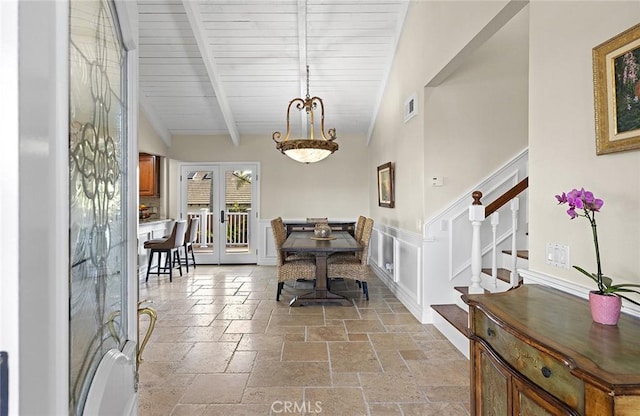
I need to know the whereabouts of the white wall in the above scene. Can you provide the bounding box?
[368,0,523,233]
[0,0,20,412]
[167,134,369,220]
[364,1,530,326]
[529,1,640,293]
[423,6,529,219]
[138,110,168,156]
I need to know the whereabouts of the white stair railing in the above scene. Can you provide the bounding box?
[469,178,528,292]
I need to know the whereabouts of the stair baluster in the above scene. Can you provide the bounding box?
[490,212,499,288]
[510,198,520,287]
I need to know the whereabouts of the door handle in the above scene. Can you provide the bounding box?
[220,210,225,223]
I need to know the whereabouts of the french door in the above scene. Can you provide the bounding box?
[180,163,258,264]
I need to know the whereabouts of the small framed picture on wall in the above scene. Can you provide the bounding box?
[377,162,394,208]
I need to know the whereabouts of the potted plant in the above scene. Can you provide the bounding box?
[556,188,640,325]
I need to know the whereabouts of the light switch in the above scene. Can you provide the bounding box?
[431,176,444,187]
[545,243,570,269]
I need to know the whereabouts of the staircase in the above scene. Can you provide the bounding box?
[419,150,529,356]
[432,249,529,357]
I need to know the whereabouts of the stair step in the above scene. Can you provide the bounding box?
[455,286,488,295]
[454,286,468,295]
[482,267,512,282]
[502,250,529,260]
[482,268,525,287]
[431,304,469,337]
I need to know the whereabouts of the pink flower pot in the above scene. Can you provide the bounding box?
[589,291,622,325]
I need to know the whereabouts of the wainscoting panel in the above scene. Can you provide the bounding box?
[370,224,424,321]
[258,219,277,266]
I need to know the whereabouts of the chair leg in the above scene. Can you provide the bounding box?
[175,249,183,277]
[276,282,284,301]
[145,250,154,282]
[182,244,189,273]
[362,282,369,301]
[189,244,196,269]
[165,250,172,282]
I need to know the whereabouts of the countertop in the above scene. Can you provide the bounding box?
[138,218,172,227]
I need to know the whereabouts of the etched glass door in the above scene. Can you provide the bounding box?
[69,0,129,413]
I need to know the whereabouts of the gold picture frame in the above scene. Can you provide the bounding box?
[377,162,394,208]
[593,22,640,154]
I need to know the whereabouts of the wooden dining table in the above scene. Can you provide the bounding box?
[281,231,362,306]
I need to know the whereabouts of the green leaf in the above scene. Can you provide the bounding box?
[617,294,640,307]
[572,265,600,285]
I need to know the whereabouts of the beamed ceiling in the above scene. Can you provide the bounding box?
[137,0,410,146]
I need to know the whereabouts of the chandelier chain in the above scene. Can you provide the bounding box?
[305,65,310,99]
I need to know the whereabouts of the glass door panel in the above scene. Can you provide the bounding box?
[220,166,256,264]
[69,0,129,412]
[181,166,220,264]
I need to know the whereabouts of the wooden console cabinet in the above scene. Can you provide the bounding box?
[463,285,640,416]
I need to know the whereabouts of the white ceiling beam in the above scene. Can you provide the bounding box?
[182,0,241,146]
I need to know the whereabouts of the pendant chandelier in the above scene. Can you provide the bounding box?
[272,65,338,164]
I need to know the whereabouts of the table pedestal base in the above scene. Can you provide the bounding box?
[289,289,353,307]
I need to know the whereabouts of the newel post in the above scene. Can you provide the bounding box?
[469,191,486,294]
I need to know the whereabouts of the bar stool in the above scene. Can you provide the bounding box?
[144,220,187,282]
[182,217,199,272]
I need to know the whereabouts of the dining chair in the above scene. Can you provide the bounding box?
[144,220,187,282]
[327,217,374,300]
[329,215,368,263]
[182,216,200,273]
[354,215,366,242]
[274,216,314,261]
[271,218,316,301]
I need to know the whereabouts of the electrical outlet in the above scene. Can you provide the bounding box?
[431,176,444,187]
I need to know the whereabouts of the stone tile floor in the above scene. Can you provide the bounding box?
[138,265,470,415]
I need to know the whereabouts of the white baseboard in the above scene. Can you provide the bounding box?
[370,262,423,323]
[520,269,640,318]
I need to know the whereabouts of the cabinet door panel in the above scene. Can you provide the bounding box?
[513,376,579,416]
[477,343,510,416]
[139,154,157,196]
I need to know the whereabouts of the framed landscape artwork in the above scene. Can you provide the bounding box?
[377,162,394,208]
[593,22,640,154]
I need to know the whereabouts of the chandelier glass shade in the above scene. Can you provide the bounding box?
[272,66,338,164]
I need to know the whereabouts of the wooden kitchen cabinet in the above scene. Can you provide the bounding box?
[139,153,159,196]
[463,285,640,416]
